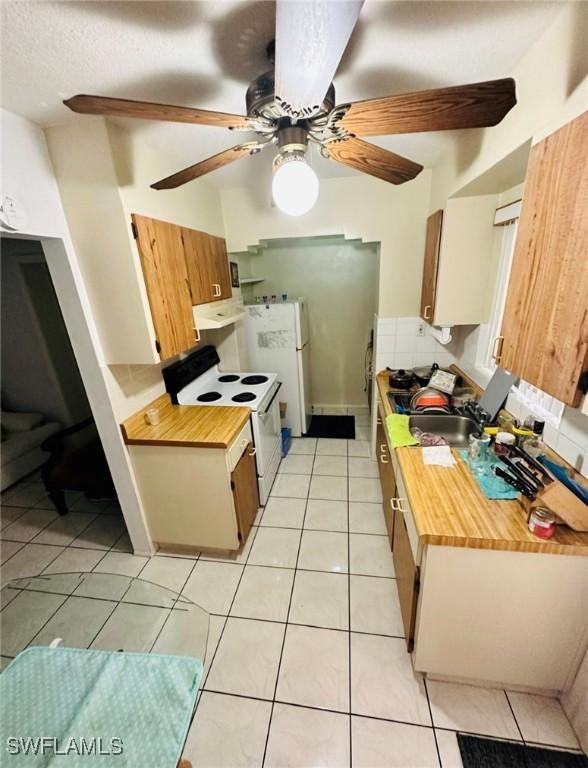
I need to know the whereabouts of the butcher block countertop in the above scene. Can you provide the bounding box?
[121,394,251,449]
[377,370,588,556]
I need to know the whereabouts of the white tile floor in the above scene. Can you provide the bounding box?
[1,443,583,767]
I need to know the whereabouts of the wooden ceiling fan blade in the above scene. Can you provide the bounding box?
[64,94,256,131]
[275,0,363,118]
[338,78,516,137]
[151,143,266,190]
[325,137,423,185]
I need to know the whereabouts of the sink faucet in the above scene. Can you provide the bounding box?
[461,400,492,428]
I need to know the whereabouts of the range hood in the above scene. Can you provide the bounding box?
[193,298,246,330]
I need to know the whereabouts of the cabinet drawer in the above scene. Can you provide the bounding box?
[227,421,253,472]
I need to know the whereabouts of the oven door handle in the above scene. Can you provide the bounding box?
[260,382,282,415]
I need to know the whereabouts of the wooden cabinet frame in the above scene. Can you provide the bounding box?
[183,228,232,306]
[420,210,443,323]
[496,111,588,406]
[131,214,197,361]
[232,443,259,544]
[376,413,396,546]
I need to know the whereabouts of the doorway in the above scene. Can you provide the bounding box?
[1,237,133,552]
[239,235,379,418]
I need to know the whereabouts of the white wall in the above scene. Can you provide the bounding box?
[1,238,90,425]
[46,118,227,421]
[1,107,152,554]
[241,236,378,407]
[429,2,588,210]
[222,171,432,320]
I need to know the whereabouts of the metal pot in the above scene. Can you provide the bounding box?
[410,386,451,411]
[388,369,414,390]
[413,362,440,387]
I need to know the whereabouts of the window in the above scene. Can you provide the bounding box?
[475,203,564,428]
[477,218,519,373]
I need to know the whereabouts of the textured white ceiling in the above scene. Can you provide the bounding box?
[1,1,562,189]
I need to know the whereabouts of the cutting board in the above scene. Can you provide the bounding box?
[522,478,588,531]
[479,367,518,421]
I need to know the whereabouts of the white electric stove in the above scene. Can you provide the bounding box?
[163,346,281,505]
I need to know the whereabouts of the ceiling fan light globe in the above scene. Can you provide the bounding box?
[272,155,319,216]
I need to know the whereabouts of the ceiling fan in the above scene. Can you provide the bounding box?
[64,0,516,216]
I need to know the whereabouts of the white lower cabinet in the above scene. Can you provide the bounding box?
[129,422,259,553]
[414,545,588,692]
[379,439,588,693]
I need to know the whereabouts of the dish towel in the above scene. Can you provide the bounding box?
[386,414,419,448]
[458,449,518,500]
[0,645,203,767]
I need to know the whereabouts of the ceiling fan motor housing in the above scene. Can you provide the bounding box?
[246,70,336,123]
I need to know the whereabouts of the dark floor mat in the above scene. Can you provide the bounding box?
[458,733,588,768]
[304,415,355,439]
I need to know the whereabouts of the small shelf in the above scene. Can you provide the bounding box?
[239,277,266,285]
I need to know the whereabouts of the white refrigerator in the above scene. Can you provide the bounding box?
[245,300,312,436]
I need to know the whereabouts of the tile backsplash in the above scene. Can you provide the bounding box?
[375,316,455,373]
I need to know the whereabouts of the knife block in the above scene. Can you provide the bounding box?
[519,478,588,532]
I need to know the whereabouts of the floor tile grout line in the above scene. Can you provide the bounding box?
[347,448,353,767]
[198,512,265,696]
[2,504,82,546]
[144,553,198,654]
[200,611,407,640]
[504,690,526,744]
[32,510,103,549]
[423,677,443,767]
[256,524,387,537]
[261,443,316,767]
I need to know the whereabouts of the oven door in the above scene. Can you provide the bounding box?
[253,384,281,478]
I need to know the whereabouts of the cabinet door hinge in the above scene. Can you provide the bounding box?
[231,480,235,491]
[155,339,161,355]
[131,221,138,239]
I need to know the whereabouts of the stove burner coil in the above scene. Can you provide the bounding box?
[218,374,240,383]
[197,392,222,402]
[241,375,269,385]
[232,392,256,403]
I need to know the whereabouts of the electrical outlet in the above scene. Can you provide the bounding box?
[417,323,426,337]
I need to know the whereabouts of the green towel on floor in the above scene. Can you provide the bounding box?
[386,414,419,448]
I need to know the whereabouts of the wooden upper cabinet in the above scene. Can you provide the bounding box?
[183,228,232,305]
[214,236,232,300]
[420,210,443,323]
[182,227,216,305]
[131,214,197,361]
[497,111,588,407]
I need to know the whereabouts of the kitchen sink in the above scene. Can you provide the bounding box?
[409,414,481,448]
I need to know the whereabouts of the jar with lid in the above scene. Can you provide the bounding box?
[494,431,516,456]
[528,507,556,539]
[497,413,516,432]
[524,419,546,458]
